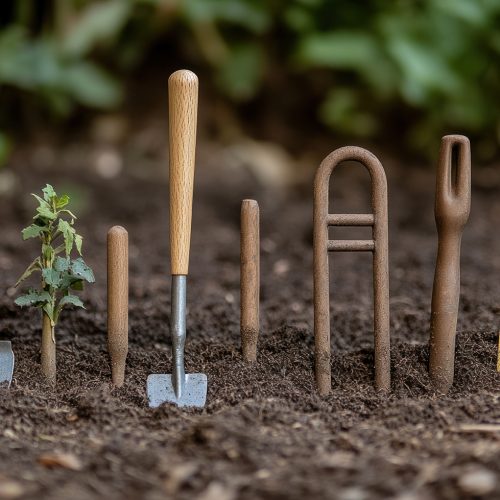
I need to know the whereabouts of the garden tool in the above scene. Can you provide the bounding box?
[429,135,471,393]
[107,226,128,388]
[313,146,390,395]
[0,341,14,388]
[147,70,207,408]
[240,199,260,362]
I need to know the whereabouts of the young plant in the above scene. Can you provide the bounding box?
[15,184,95,383]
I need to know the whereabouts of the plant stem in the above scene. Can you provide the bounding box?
[41,312,56,384]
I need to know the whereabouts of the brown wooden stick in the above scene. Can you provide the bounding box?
[240,200,260,362]
[41,312,56,384]
[107,226,129,387]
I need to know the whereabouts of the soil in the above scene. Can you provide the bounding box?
[0,145,499,500]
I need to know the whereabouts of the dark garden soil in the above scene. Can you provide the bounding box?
[0,145,499,500]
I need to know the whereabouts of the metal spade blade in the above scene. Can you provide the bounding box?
[0,341,14,388]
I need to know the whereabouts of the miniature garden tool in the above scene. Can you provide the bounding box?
[107,226,129,388]
[314,146,390,395]
[429,135,471,394]
[240,199,260,362]
[0,341,14,388]
[147,70,207,408]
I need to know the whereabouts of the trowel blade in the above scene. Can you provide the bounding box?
[0,341,14,388]
[147,373,207,408]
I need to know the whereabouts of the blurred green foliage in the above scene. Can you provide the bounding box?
[0,0,499,158]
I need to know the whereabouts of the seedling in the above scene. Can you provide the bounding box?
[14,184,95,383]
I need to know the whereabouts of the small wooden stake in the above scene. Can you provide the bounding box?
[41,313,56,384]
[107,226,129,387]
[240,200,260,362]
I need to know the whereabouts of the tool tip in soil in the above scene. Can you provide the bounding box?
[147,373,207,408]
[0,341,14,388]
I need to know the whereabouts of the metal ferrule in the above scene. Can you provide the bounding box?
[171,275,186,398]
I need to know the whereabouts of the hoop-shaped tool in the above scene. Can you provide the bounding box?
[313,146,390,395]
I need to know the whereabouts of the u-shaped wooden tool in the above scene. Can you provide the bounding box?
[313,146,390,395]
[429,135,471,393]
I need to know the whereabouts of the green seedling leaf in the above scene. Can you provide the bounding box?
[31,194,50,209]
[22,224,46,240]
[74,234,83,255]
[42,268,62,287]
[36,204,57,220]
[42,184,56,202]
[71,257,95,283]
[59,294,84,308]
[58,219,75,255]
[43,303,55,323]
[15,257,42,287]
[54,256,70,272]
[56,195,70,209]
[15,290,51,307]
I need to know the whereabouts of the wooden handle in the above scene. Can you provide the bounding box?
[169,70,198,275]
[107,225,128,388]
[240,200,260,362]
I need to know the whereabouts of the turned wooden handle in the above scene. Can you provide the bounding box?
[107,225,128,388]
[169,70,198,275]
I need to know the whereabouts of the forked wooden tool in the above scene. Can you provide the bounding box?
[429,135,471,393]
[107,226,128,387]
[147,70,207,408]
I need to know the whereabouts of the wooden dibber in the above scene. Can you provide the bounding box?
[240,200,260,362]
[429,135,471,393]
[107,226,129,387]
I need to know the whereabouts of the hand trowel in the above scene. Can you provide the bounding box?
[147,70,207,408]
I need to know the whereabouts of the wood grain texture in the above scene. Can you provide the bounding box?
[169,70,198,275]
[240,200,260,362]
[107,226,129,387]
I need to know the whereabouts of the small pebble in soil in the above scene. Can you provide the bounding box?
[94,148,123,178]
[458,467,497,496]
[38,452,83,471]
[261,238,277,253]
[196,482,235,500]
[273,259,290,276]
[338,487,369,500]
[255,469,271,479]
[0,478,24,499]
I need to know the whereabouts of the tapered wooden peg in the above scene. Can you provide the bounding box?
[107,226,129,387]
[240,200,260,362]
